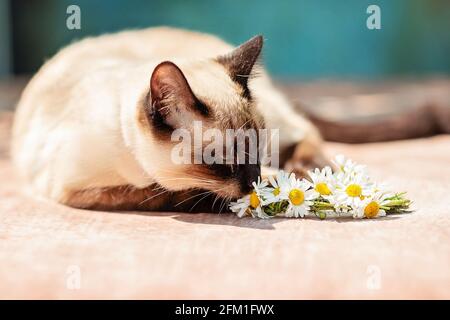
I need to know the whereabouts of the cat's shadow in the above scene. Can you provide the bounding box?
[115,211,404,230]
[117,211,282,230]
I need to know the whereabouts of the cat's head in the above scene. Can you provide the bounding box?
[137,35,266,199]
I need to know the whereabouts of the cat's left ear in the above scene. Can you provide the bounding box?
[217,35,263,96]
[149,61,208,130]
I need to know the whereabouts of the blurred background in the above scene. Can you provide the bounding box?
[1,0,449,78]
[0,0,449,141]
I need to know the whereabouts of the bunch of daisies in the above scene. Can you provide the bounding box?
[229,155,411,219]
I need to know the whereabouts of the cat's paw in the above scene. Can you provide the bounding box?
[283,140,331,179]
[261,166,280,180]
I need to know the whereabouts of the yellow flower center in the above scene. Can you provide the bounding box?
[273,187,280,196]
[315,182,331,196]
[249,191,260,209]
[345,184,362,197]
[289,189,304,206]
[364,201,380,218]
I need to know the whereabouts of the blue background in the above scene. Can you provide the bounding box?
[2,0,450,79]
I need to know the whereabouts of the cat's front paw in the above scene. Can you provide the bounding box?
[283,142,331,179]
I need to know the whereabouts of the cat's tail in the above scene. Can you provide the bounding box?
[307,103,448,143]
[291,81,450,143]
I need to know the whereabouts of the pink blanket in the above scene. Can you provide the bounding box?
[0,113,448,299]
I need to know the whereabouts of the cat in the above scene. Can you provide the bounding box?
[11,27,326,212]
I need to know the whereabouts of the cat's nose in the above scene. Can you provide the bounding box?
[239,164,261,194]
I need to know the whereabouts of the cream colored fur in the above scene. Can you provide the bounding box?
[12,27,320,206]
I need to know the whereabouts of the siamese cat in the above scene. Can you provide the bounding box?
[12,27,325,212]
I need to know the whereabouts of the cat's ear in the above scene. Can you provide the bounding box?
[217,35,263,96]
[149,61,208,129]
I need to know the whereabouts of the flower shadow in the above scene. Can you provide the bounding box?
[326,214,406,223]
[172,212,285,230]
[111,209,408,229]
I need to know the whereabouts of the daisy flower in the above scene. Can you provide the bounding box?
[229,177,270,219]
[260,170,291,204]
[251,177,270,199]
[325,193,352,214]
[354,192,390,219]
[229,195,253,218]
[332,154,367,180]
[230,155,411,220]
[333,171,373,208]
[369,182,393,197]
[279,174,315,218]
[307,166,335,198]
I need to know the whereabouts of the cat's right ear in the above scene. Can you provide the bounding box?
[217,35,263,98]
[149,61,205,130]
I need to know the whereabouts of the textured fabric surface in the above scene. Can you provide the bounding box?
[0,112,449,299]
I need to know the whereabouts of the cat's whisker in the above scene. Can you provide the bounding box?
[212,193,221,211]
[220,195,232,214]
[219,196,228,214]
[237,119,251,131]
[155,174,217,186]
[218,197,227,214]
[189,191,216,212]
[157,177,212,183]
[139,189,169,205]
[181,185,229,211]
[174,189,213,207]
[156,169,216,181]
